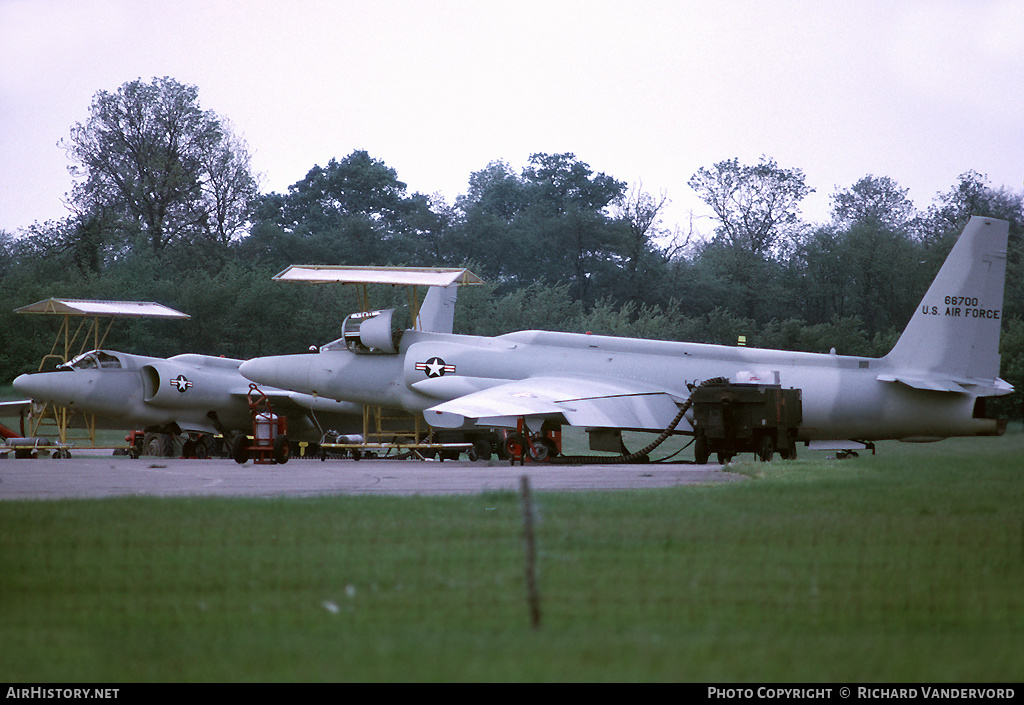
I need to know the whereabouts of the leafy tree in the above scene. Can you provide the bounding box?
[608,184,677,304]
[453,153,627,301]
[816,175,924,336]
[688,156,813,259]
[62,77,257,253]
[577,299,675,340]
[688,156,812,320]
[691,237,796,321]
[456,282,583,336]
[831,175,916,231]
[448,160,529,280]
[790,225,850,324]
[758,315,873,356]
[0,230,14,279]
[922,171,1023,239]
[521,152,624,215]
[251,150,439,266]
[268,151,408,231]
[457,160,530,221]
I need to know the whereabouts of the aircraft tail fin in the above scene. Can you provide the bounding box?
[416,284,458,334]
[884,216,1009,383]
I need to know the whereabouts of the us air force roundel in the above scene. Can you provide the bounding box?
[170,375,194,393]
[415,357,456,378]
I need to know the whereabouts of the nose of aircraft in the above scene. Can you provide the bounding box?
[239,356,301,392]
[12,371,62,403]
[12,373,28,395]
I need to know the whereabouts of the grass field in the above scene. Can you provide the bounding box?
[1,425,1023,682]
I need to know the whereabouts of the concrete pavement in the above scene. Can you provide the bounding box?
[0,454,743,500]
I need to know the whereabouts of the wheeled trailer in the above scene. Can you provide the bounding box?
[691,382,802,463]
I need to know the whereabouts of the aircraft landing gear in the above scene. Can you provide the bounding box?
[505,422,561,465]
[142,431,176,458]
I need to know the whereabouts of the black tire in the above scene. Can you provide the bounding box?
[193,434,213,459]
[470,439,491,461]
[230,433,249,464]
[143,432,174,458]
[757,434,774,462]
[272,434,290,464]
[694,434,709,464]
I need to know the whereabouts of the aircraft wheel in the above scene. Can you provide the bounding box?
[717,452,733,464]
[757,435,774,462]
[193,434,213,459]
[526,439,550,462]
[143,432,174,458]
[540,437,559,458]
[230,433,249,464]
[504,433,526,460]
[468,439,492,462]
[474,439,493,461]
[272,434,290,464]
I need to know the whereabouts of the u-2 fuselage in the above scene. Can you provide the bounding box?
[241,327,1002,443]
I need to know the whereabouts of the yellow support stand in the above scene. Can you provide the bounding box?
[272,267,483,459]
[14,298,190,447]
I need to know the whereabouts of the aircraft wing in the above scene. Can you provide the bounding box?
[424,376,685,431]
[876,373,1013,396]
[876,374,968,393]
[0,399,33,414]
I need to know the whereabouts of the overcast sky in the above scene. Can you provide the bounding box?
[1,0,1022,239]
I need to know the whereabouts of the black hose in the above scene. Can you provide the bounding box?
[549,377,729,465]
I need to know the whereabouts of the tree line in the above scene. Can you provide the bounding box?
[2,77,1022,419]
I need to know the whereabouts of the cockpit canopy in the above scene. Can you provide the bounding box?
[60,350,124,371]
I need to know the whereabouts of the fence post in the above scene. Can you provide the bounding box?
[520,475,541,629]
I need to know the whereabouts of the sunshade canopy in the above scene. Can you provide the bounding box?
[272,265,484,287]
[15,298,190,319]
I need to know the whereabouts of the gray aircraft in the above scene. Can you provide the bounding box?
[10,283,470,461]
[12,348,367,460]
[239,216,1013,462]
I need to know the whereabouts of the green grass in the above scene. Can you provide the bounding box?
[2,428,1023,682]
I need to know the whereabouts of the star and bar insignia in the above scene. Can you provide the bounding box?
[170,375,194,393]
[415,357,456,378]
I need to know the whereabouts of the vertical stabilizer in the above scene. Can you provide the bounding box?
[416,285,458,334]
[885,216,1008,382]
